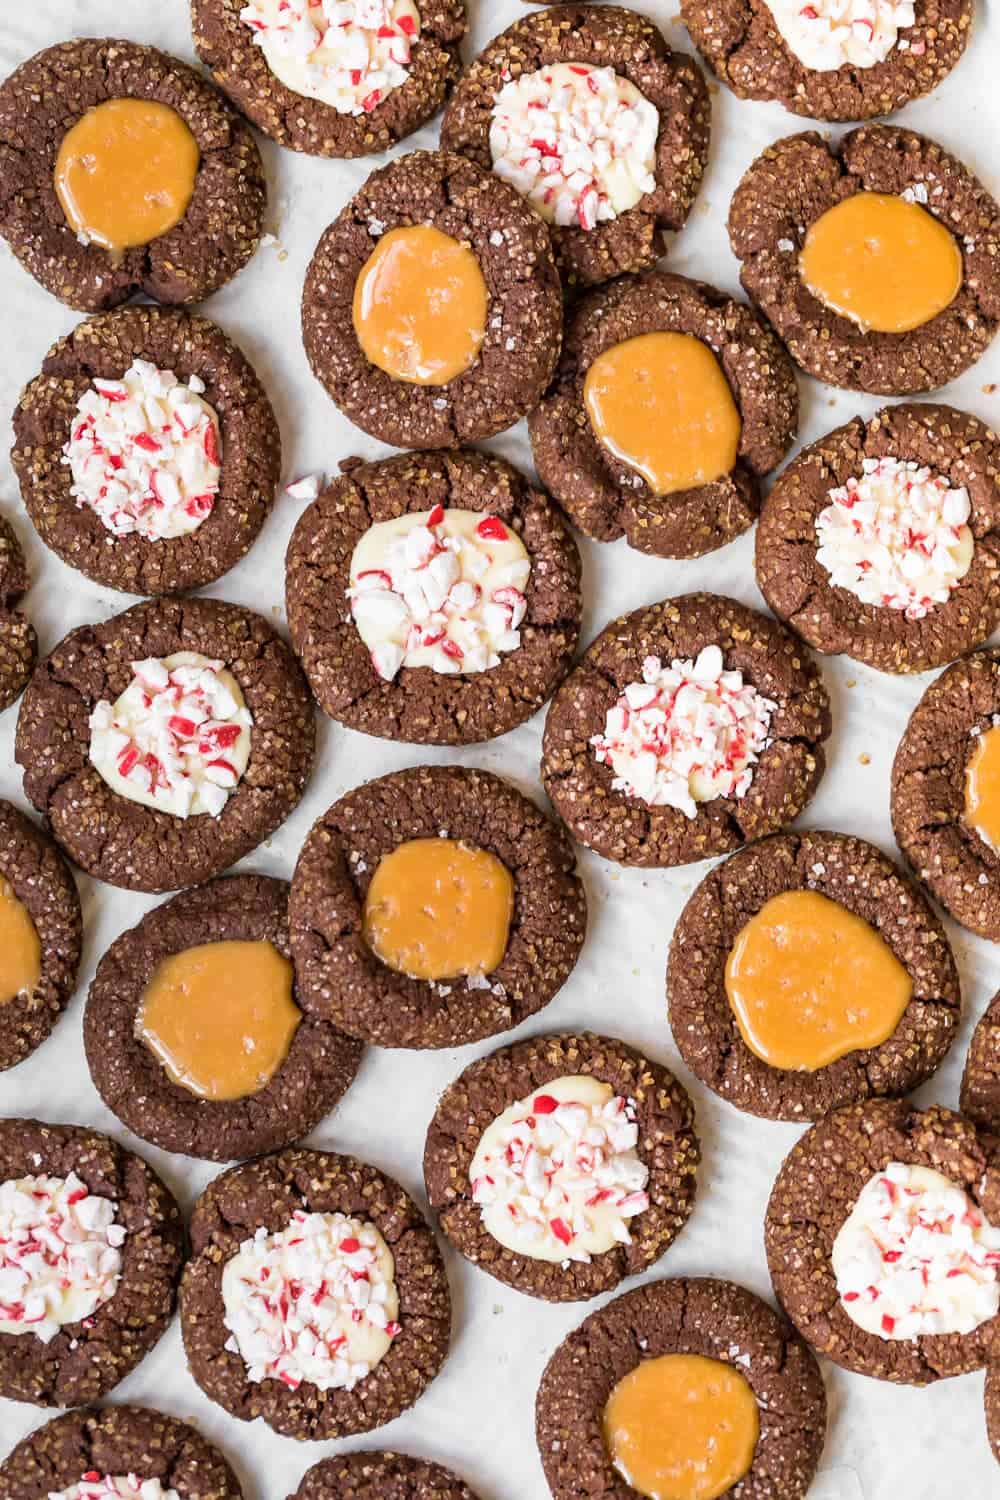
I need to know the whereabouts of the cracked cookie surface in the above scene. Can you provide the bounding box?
[289,765,586,1049]
[289,1451,480,1500]
[285,449,581,744]
[729,126,1000,394]
[766,1100,1000,1381]
[0,516,37,713]
[668,830,960,1119]
[536,1276,826,1500]
[15,597,314,893]
[0,37,265,312]
[301,150,562,450]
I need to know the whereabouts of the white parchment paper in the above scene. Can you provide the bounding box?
[2,4,1000,1497]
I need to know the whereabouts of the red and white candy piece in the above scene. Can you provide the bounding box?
[762,0,915,70]
[49,1478,180,1500]
[88,652,253,820]
[469,1074,649,1265]
[490,62,659,231]
[239,0,420,116]
[832,1161,1000,1340]
[591,645,776,818]
[285,472,324,502]
[62,359,221,542]
[348,506,531,683]
[221,1210,400,1393]
[815,456,973,621]
[0,1172,125,1345]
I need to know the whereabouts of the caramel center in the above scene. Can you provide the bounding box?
[137,940,300,1101]
[583,332,741,497]
[800,191,963,334]
[966,725,1000,855]
[352,225,488,386]
[604,1353,760,1500]
[55,98,200,257]
[363,837,514,982]
[725,889,913,1072]
[0,876,41,1007]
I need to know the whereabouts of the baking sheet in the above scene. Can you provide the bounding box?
[2,3,1000,1496]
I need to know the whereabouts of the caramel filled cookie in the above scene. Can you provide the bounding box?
[181,1148,451,1440]
[13,307,281,596]
[757,403,1000,673]
[424,1032,698,1301]
[0,800,81,1073]
[0,1119,183,1408]
[683,0,971,121]
[302,150,562,449]
[289,765,586,1048]
[766,1100,1000,1382]
[285,449,580,743]
[85,875,362,1161]
[542,593,829,867]
[0,38,265,311]
[442,4,709,286]
[528,271,798,557]
[193,0,467,158]
[729,125,1000,394]
[668,830,960,1120]
[16,597,314,893]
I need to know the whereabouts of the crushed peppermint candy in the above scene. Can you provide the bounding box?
[62,360,221,542]
[815,456,973,621]
[591,645,776,818]
[348,507,531,683]
[221,1210,400,1392]
[763,0,915,71]
[49,1480,180,1500]
[286,472,324,502]
[490,62,659,231]
[0,1172,125,1344]
[239,0,420,114]
[469,1075,649,1264]
[88,652,253,819]
[832,1162,1000,1340]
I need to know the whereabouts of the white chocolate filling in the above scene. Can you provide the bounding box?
[239,0,420,114]
[49,1481,180,1500]
[763,0,916,71]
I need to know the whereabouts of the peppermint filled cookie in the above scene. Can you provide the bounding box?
[0,38,265,312]
[193,0,467,158]
[729,125,1000,395]
[536,1277,827,1500]
[301,150,562,450]
[441,5,710,287]
[542,593,830,867]
[285,450,581,743]
[12,308,281,596]
[892,650,1000,940]
[424,1032,698,1301]
[528,270,798,557]
[0,516,37,713]
[180,1148,451,1440]
[757,403,1000,674]
[0,1405,243,1500]
[668,830,960,1120]
[289,765,586,1048]
[0,801,82,1073]
[766,1100,1000,1382]
[289,1452,481,1500]
[961,992,1000,1132]
[16,597,314,893]
[682,0,971,121]
[85,875,362,1162]
[0,1119,183,1408]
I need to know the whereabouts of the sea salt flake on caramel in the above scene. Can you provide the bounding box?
[725,889,912,1072]
[0,875,40,1007]
[583,332,741,496]
[54,98,199,258]
[603,1353,760,1500]
[353,225,488,386]
[363,837,514,981]
[137,939,300,1101]
[800,191,963,335]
